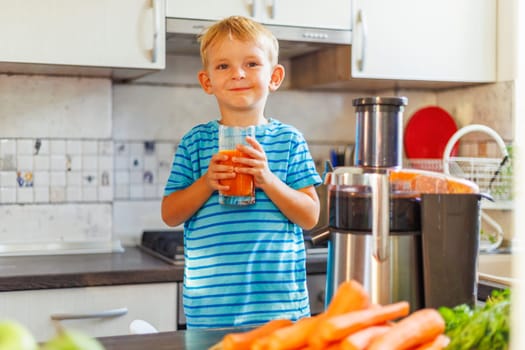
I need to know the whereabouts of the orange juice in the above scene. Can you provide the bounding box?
[219,149,254,196]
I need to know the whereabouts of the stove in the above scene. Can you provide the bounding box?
[138,229,328,321]
[139,229,328,266]
[138,230,185,265]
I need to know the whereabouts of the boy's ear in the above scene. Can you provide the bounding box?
[269,64,285,92]
[198,70,214,94]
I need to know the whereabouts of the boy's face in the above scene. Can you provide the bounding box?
[198,37,284,117]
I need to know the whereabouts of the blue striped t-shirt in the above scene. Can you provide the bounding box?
[164,119,322,328]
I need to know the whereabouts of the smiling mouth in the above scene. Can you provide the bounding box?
[230,87,251,91]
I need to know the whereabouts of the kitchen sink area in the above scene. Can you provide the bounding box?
[478,250,514,286]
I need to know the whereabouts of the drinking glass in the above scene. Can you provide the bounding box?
[218,125,256,206]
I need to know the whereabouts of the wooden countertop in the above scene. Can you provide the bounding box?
[99,329,229,350]
[0,247,327,292]
[0,247,184,292]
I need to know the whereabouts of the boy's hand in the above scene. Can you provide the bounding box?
[206,152,236,192]
[234,136,276,188]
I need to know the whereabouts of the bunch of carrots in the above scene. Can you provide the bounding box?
[209,280,450,350]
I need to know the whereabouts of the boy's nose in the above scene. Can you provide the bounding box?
[231,67,246,79]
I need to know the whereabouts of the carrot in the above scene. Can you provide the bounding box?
[367,308,445,350]
[265,316,323,350]
[325,280,370,317]
[412,334,450,350]
[220,319,293,350]
[316,301,410,345]
[339,325,391,350]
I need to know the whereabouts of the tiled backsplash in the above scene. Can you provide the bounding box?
[0,137,345,205]
[113,140,177,200]
[0,138,178,204]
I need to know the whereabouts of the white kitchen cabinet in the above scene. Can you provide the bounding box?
[167,0,351,30]
[0,283,177,342]
[0,0,165,80]
[351,0,496,82]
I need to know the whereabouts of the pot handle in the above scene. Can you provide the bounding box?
[308,226,331,245]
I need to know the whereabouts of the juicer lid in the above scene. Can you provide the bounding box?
[352,96,408,107]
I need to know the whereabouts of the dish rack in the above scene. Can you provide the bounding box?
[406,125,513,201]
[406,124,513,252]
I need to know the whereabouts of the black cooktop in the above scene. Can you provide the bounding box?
[139,230,184,265]
[139,229,327,265]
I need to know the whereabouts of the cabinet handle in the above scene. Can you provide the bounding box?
[248,0,256,18]
[151,0,160,63]
[356,9,368,72]
[269,0,277,19]
[50,308,128,321]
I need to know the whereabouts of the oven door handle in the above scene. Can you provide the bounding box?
[50,307,128,321]
[308,226,331,245]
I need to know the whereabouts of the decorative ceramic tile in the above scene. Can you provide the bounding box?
[82,172,98,186]
[35,139,49,155]
[17,140,34,155]
[114,185,130,199]
[82,187,98,202]
[33,171,50,187]
[50,171,66,187]
[82,156,98,170]
[115,142,129,156]
[82,140,98,155]
[0,171,17,187]
[99,140,113,155]
[49,186,66,202]
[67,171,82,186]
[34,156,50,171]
[17,187,34,203]
[17,170,34,187]
[0,139,16,155]
[99,187,113,202]
[17,155,33,170]
[0,154,16,171]
[50,140,66,154]
[51,155,67,171]
[66,140,82,154]
[66,187,82,202]
[0,187,16,203]
[114,170,130,185]
[34,187,49,203]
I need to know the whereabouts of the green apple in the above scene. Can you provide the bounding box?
[0,319,38,350]
[41,329,105,350]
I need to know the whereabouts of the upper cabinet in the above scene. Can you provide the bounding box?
[0,0,165,81]
[167,0,351,30]
[292,0,497,90]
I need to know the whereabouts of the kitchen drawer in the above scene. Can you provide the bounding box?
[0,283,177,342]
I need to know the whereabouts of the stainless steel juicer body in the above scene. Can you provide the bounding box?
[316,96,426,308]
[324,167,423,310]
[316,96,481,311]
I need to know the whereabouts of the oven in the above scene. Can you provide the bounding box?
[139,230,327,325]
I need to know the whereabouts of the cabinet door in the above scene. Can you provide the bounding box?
[167,0,351,30]
[167,0,252,21]
[262,0,351,30]
[351,0,496,82]
[0,283,177,342]
[0,0,165,70]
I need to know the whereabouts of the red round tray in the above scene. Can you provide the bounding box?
[404,106,459,159]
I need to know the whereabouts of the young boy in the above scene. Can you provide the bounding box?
[161,16,322,328]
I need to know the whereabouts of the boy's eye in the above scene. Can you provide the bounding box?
[247,62,259,68]
[216,64,228,70]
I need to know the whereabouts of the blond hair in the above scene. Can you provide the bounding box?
[198,16,279,68]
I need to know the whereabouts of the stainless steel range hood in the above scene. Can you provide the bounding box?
[166,18,352,59]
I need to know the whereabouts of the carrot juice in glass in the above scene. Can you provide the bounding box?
[218,125,256,206]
